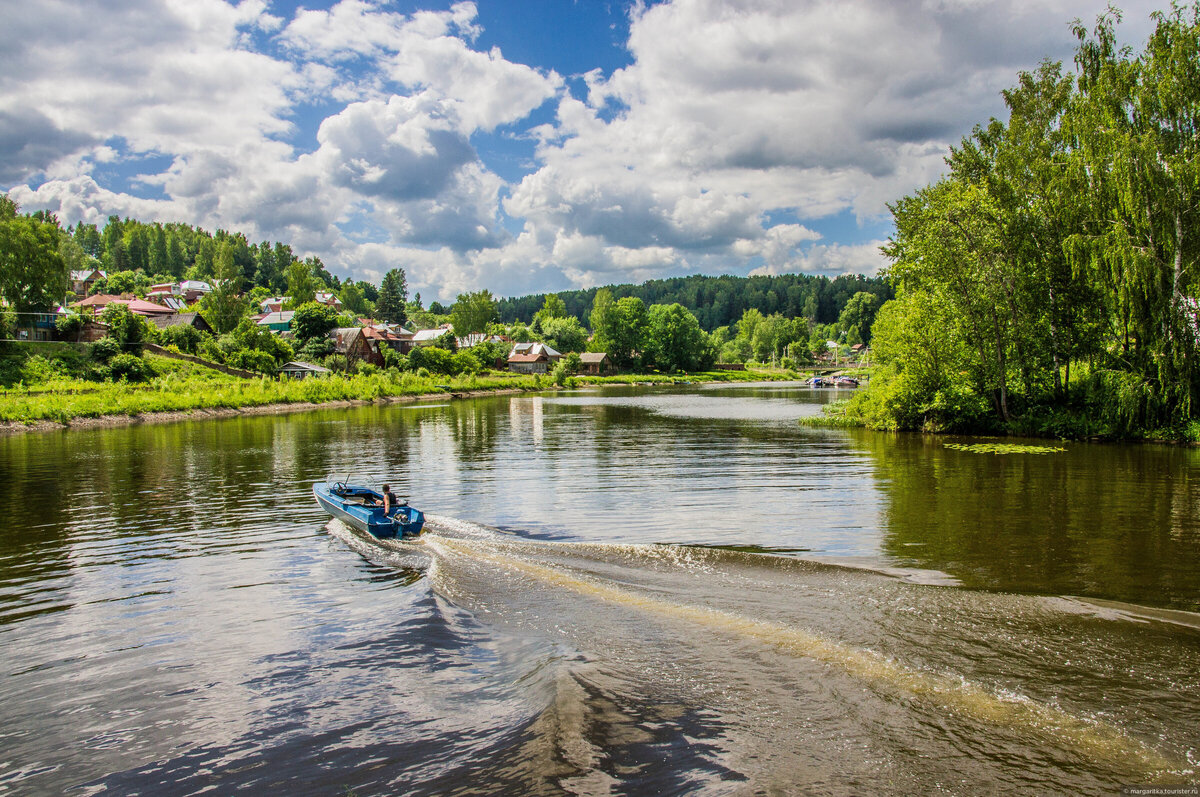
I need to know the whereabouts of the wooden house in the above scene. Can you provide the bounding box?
[579,352,611,375]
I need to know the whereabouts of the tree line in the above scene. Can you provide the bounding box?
[850,3,1200,436]
[496,272,892,331]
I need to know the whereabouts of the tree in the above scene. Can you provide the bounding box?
[540,316,587,353]
[644,303,712,371]
[201,241,248,334]
[291,301,339,343]
[100,303,148,353]
[285,259,317,308]
[450,289,497,335]
[589,288,616,351]
[599,296,648,369]
[0,203,68,314]
[340,282,368,316]
[838,292,880,345]
[377,268,409,325]
[533,294,567,329]
[1067,4,1200,421]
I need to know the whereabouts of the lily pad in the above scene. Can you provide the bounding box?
[944,442,1065,455]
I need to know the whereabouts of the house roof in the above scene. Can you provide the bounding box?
[149,312,209,330]
[579,352,608,363]
[73,293,121,308]
[124,299,177,316]
[412,328,451,342]
[512,341,562,358]
[508,352,550,363]
[257,311,295,325]
[280,361,331,373]
[70,269,106,281]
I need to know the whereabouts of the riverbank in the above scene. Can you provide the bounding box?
[0,355,799,435]
[798,395,1200,444]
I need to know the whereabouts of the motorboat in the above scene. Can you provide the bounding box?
[312,481,425,539]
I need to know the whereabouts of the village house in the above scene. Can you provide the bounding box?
[259,292,343,314]
[410,324,455,348]
[146,280,211,309]
[71,295,176,318]
[256,311,295,333]
[150,312,214,336]
[69,269,106,297]
[578,352,611,375]
[330,327,382,367]
[360,325,413,355]
[279,361,331,379]
[507,342,562,374]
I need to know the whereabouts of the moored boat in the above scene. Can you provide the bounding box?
[313,481,425,539]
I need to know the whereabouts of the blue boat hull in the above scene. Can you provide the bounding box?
[313,482,425,539]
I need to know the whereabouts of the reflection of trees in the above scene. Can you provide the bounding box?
[853,430,1200,610]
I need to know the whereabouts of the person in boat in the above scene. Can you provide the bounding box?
[376,484,398,515]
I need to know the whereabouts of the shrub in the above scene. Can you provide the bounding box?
[108,353,153,382]
[158,323,203,354]
[227,348,279,375]
[90,337,121,363]
[383,348,409,370]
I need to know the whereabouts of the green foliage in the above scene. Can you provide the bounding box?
[90,337,121,363]
[0,305,16,342]
[643,303,713,372]
[539,315,587,353]
[467,339,510,370]
[100,303,149,353]
[55,311,86,342]
[377,268,408,325]
[943,442,1065,454]
[156,323,203,354]
[108,352,153,382]
[500,273,893,332]
[450,289,497,335]
[596,295,647,369]
[0,204,68,313]
[226,348,279,375]
[292,301,339,343]
[284,258,317,308]
[201,241,249,334]
[837,292,879,345]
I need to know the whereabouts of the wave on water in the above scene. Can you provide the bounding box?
[321,515,1198,791]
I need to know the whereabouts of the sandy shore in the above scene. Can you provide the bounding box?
[0,388,532,436]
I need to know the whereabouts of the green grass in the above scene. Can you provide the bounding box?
[0,352,797,425]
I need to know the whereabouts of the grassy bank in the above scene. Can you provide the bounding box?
[0,347,796,427]
[798,392,1200,443]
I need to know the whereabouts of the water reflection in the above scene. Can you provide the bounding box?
[854,430,1200,610]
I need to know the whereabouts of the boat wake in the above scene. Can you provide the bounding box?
[324,515,1199,792]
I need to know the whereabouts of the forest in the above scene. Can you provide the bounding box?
[496,273,892,332]
[839,3,1200,438]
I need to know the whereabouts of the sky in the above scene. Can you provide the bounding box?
[0,0,1163,303]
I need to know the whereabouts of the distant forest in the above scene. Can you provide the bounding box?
[14,206,890,333]
[497,273,893,331]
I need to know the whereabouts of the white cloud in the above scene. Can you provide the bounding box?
[0,0,1166,304]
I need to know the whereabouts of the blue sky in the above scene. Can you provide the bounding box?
[1,0,1161,302]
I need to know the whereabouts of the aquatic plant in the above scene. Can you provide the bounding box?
[943,442,1065,454]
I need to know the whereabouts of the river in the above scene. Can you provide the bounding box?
[1,383,1197,794]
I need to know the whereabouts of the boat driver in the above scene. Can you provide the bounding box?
[380,484,398,515]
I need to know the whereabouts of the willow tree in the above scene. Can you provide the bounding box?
[1067,3,1200,421]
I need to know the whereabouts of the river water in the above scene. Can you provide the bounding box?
[1,383,1198,794]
